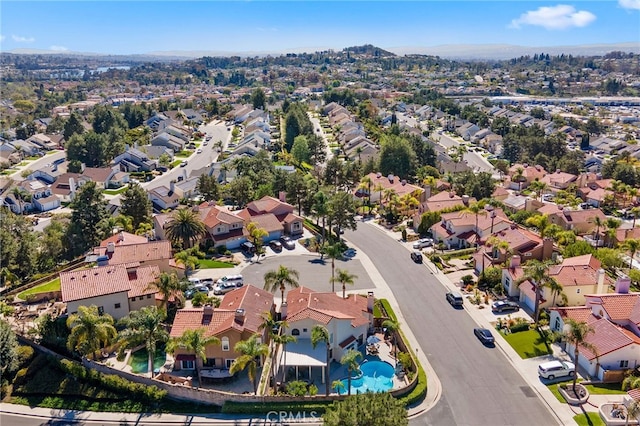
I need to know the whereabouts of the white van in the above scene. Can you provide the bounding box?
[213,275,244,295]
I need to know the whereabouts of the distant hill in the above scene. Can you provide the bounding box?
[343,44,395,57]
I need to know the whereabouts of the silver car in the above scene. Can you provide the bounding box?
[412,238,433,249]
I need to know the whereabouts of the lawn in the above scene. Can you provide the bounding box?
[103,187,127,195]
[17,277,60,299]
[502,329,553,359]
[197,258,235,269]
[547,380,625,403]
[170,159,182,168]
[573,412,605,426]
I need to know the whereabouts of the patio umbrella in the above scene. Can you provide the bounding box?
[367,335,381,345]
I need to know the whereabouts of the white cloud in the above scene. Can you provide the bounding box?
[509,5,596,30]
[619,0,640,9]
[11,34,35,43]
[50,45,68,51]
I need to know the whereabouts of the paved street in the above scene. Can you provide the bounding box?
[434,132,497,176]
[343,224,559,426]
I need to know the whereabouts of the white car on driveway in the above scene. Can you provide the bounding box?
[538,360,575,380]
[412,238,433,249]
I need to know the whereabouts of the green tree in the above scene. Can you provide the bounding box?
[63,112,85,140]
[148,272,184,309]
[332,268,358,299]
[174,250,199,278]
[311,325,331,396]
[321,243,343,291]
[328,191,357,236]
[340,349,363,396]
[518,260,555,324]
[166,328,219,388]
[68,181,109,255]
[382,319,401,365]
[117,306,169,377]
[378,134,417,179]
[251,88,266,110]
[247,222,268,261]
[323,392,408,426]
[561,319,596,393]
[291,135,310,164]
[594,248,624,270]
[66,305,117,359]
[263,265,300,303]
[622,239,640,271]
[120,182,152,230]
[0,319,18,376]
[196,174,220,202]
[165,208,206,250]
[229,334,269,394]
[92,105,127,134]
[312,190,329,242]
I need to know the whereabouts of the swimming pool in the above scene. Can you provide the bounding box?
[338,360,395,394]
[129,349,166,374]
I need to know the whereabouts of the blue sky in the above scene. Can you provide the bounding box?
[0,1,638,55]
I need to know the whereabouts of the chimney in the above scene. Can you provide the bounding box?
[118,231,125,242]
[106,242,115,253]
[170,180,175,193]
[280,301,288,319]
[510,255,521,269]
[542,238,554,260]
[615,274,631,294]
[279,191,286,202]
[376,172,382,178]
[401,179,407,186]
[235,308,245,323]
[596,268,606,294]
[69,177,76,196]
[462,195,470,205]
[388,174,394,183]
[203,304,214,316]
[367,291,374,313]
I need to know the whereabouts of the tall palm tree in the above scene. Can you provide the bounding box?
[632,207,640,229]
[273,332,297,384]
[332,268,358,299]
[166,328,220,388]
[165,208,206,250]
[590,216,604,244]
[373,182,385,210]
[562,319,596,393]
[230,334,269,394]
[525,214,552,239]
[548,278,566,307]
[66,305,117,360]
[148,272,184,308]
[117,306,168,377]
[622,239,640,271]
[312,191,329,242]
[174,250,199,278]
[465,203,487,250]
[258,311,282,385]
[382,319,401,365]
[512,167,525,192]
[263,265,300,303]
[322,243,343,291]
[311,325,331,396]
[625,400,640,426]
[340,349,362,396]
[605,218,622,248]
[246,222,268,261]
[518,260,555,325]
[359,175,373,209]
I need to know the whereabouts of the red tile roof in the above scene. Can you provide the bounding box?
[61,264,159,302]
[100,231,148,247]
[551,306,597,324]
[580,318,640,360]
[93,240,172,265]
[548,254,611,288]
[285,286,371,328]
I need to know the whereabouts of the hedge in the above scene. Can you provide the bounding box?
[379,299,397,321]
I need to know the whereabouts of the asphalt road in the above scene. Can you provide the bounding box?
[343,225,559,426]
[242,253,374,296]
[435,132,497,176]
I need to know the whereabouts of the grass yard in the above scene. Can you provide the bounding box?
[17,277,61,299]
[502,329,553,359]
[197,258,235,269]
[103,187,127,195]
[546,380,624,404]
[573,412,606,426]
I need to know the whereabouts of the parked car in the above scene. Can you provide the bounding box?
[538,360,575,380]
[212,281,244,295]
[241,241,256,254]
[269,240,283,252]
[474,328,495,345]
[180,160,188,167]
[412,238,433,249]
[446,291,464,307]
[185,285,209,299]
[410,251,423,263]
[280,236,295,250]
[196,148,203,154]
[491,300,520,313]
[343,248,357,258]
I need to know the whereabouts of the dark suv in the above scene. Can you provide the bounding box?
[491,300,520,313]
[410,251,423,263]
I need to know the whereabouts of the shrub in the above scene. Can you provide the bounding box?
[286,380,309,396]
[461,275,474,286]
[308,384,318,396]
[509,318,531,333]
[15,345,35,368]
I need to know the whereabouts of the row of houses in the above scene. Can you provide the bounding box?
[323,102,379,163]
[0,133,64,166]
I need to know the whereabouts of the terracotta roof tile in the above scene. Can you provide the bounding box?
[580,318,640,360]
[100,231,148,247]
[93,241,172,265]
[61,264,159,302]
[285,286,370,328]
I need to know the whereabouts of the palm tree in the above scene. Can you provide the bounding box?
[359,175,373,209]
[332,268,358,299]
[230,334,269,394]
[166,328,219,388]
[512,167,525,192]
[66,305,117,360]
[322,243,343,291]
[632,207,640,229]
[622,239,640,271]
[340,349,362,396]
[258,311,281,385]
[165,208,206,250]
[273,332,297,384]
[606,218,622,248]
[263,265,300,303]
[529,180,548,201]
[465,203,486,250]
[311,325,331,396]
[117,306,168,377]
[590,216,604,244]
[562,319,596,393]
[382,319,401,365]
[625,400,640,426]
[331,380,345,395]
[174,250,199,278]
[0,267,20,288]
[548,278,566,307]
[148,272,184,308]
[518,260,555,325]
[246,222,268,261]
[525,214,552,239]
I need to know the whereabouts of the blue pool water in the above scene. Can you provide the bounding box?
[338,360,395,394]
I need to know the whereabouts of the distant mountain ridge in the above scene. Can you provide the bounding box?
[5,42,639,61]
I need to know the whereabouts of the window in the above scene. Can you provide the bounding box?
[330,333,333,344]
[226,359,235,369]
[576,289,581,294]
[147,294,152,299]
[114,303,121,309]
[130,297,135,302]
[204,358,216,367]
[97,306,104,315]
[221,337,230,351]
[138,296,144,301]
[554,318,561,331]
[505,277,511,287]
[620,360,629,368]
[181,360,195,370]
[302,328,307,333]
[291,328,300,336]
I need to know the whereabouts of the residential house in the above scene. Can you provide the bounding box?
[507,164,547,191]
[10,139,42,157]
[541,170,578,192]
[151,132,186,153]
[241,196,304,237]
[548,277,640,380]
[148,185,180,212]
[431,208,512,249]
[170,284,275,371]
[545,206,608,235]
[26,133,59,151]
[113,148,157,172]
[91,240,174,273]
[198,203,247,249]
[61,263,161,320]
[279,287,374,381]
[360,172,426,205]
[412,191,473,232]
